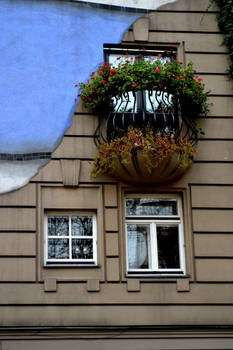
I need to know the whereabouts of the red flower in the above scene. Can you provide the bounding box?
[97,90,100,94]
[102,80,106,84]
[132,83,137,87]
[99,71,103,76]
[175,76,179,79]
[109,69,115,77]
[155,67,160,72]
[197,78,203,82]
[117,56,121,60]
[91,72,95,76]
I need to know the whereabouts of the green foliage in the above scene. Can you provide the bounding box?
[211,0,233,77]
[91,128,196,178]
[77,57,210,117]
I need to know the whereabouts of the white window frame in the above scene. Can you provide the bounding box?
[44,212,97,266]
[125,194,186,276]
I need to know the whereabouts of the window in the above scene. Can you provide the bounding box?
[104,45,176,115]
[125,194,185,275]
[44,213,97,265]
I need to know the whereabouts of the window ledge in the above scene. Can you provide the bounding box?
[126,273,190,279]
[44,264,100,268]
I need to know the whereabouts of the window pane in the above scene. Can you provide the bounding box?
[71,216,93,236]
[109,54,136,67]
[72,239,93,259]
[157,225,180,269]
[48,216,69,236]
[126,198,177,216]
[127,224,149,269]
[48,238,69,259]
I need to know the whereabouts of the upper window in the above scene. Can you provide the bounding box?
[44,213,97,266]
[125,194,185,275]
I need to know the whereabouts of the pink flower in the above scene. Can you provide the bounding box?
[155,67,160,72]
[158,53,162,57]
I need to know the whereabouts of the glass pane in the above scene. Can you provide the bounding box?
[127,224,149,269]
[48,238,69,259]
[71,216,93,236]
[126,198,177,216]
[145,91,173,114]
[72,239,93,259]
[157,225,180,269]
[48,216,69,236]
[112,92,135,113]
[109,54,136,67]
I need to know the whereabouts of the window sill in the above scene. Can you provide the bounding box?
[44,263,100,268]
[126,273,190,278]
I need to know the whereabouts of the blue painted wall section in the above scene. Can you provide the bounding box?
[0,0,143,153]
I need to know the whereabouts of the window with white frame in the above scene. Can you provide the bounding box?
[125,195,185,275]
[44,213,97,265]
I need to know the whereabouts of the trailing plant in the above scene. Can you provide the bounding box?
[91,128,196,178]
[76,57,210,117]
[210,0,233,78]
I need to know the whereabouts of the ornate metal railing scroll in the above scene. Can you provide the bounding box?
[94,90,198,147]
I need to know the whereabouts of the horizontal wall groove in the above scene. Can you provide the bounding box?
[0,230,36,233]
[194,160,233,164]
[185,51,230,55]
[74,112,93,116]
[195,256,233,259]
[193,231,233,234]
[198,138,233,141]
[0,255,36,258]
[0,325,233,332]
[64,134,95,138]
[148,30,222,34]
[195,72,230,76]
[1,303,233,307]
[200,116,233,119]
[51,157,94,161]
[192,207,233,210]
[0,205,36,209]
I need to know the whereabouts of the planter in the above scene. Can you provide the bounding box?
[110,150,191,185]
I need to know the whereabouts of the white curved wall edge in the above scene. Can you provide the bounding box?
[0,160,49,195]
[73,0,177,10]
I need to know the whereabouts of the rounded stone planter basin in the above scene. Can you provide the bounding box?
[111,151,191,185]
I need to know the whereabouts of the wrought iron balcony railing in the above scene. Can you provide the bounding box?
[94,90,199,146]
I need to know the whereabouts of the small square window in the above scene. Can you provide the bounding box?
[44,213,97,266]
[125,195,185,275]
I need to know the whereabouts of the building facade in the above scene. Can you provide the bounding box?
[0,0,233,348]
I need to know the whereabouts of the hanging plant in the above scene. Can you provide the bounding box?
[76,57,211,118]
[91,127,196,183]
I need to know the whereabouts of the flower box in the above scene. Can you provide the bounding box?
[111,150,190,185]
